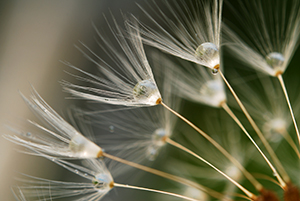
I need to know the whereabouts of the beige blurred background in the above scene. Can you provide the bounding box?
[0,1,143,200]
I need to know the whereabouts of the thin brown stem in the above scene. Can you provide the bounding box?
[101,152,227,200]
[114,183,201,201]
[218,68,288,188]
[281,129,300,159]
[160,101,257,199]
[252,173,281,188]
[277,74,300,149]
[221,101,270,190]
[165,137,256,199]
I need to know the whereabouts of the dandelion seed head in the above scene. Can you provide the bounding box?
[62,17,162,108]
[153,52,226,108]
[14,158,114,200]
[133,79,161,105]
[93,173,114,192]
[262,118,287,142]
[151,128,168,146]
[195,42,220,69]
[146,128,168,161]
[133,0,223,68]
[223,0,300,76]
[200,79,226,107]
[5,89,102,159]
[265,118,286,135]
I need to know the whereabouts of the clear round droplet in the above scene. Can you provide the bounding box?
[69,135,85,153]
[26,132,32,137]
[133,79,161,105]
[109,125,114,133]
[266,52,285,69]
[75,169,79,174]
[68,134,102,158]
[94,173,112,185]
[211,68,218,75]
[195,42,219,67]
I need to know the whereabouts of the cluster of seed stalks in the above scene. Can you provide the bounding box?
[5,0,300,201]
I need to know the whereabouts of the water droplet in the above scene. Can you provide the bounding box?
[84,173,88,176]
[109,125,114,133]
[26,132,31,137]
[211,68,218,75]
[133,79,161,105]
[266,52,284,69]
[95,173,112,184]
[195,42,219,62]
[75,169,79,174]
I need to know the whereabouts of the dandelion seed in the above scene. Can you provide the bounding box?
[15,158,114,201]
[7,1,300,201]
[223,0,300,77]
[90,106,175,164]
[28,152,210,201]
[62,16,161,107]
[154,53,226,108]
[132,1,288,188]
[223,0,300,147]
[131,0,223,69]
[60,9,256,196]
[85,71,180,165]
[4,88,102,159]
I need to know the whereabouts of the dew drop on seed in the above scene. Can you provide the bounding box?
[109,125,114,133]
[133,79,161,105]
[266,52,284,69]
[211,68,218,75]
[95,173,112,184]
[195,42,219,64]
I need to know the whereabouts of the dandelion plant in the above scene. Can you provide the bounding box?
[3,0,300,201]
